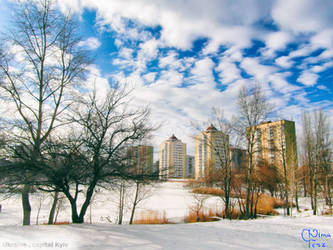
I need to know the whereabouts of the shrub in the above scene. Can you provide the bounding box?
[322,208,332,215]
[192,187,224,196]
[133,210,171,224]
[184,207,222,223]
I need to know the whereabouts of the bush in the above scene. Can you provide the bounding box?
[133,210,171,224]
[184,210,219,223]
[192,187,247,198]
[192,187,224,196]
[256,194,279,215]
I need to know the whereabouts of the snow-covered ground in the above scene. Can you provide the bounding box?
[0,182,332,250]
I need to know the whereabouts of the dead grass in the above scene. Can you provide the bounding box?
[192,187,247,198]
[322,208,333,215]
[43,221,70,225]
[192,187,224,196]
[184,209,220,223]
[256,194,279,215]
[133,210,172,224]
[184,206,223,223]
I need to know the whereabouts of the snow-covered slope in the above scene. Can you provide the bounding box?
[0,182,332,249]
[1,216,332,250]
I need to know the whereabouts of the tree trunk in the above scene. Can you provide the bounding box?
[303,177,307,197]
[245,158,253,219]
[118,182,125,225]
[70,200,82,223]
[129,183,140,224]
[22,184,31,225]
[78,184,96,223]
[313,179,317,215]
[309,172,314,210]
[48,192,58,224]
[295,185,299,211]
[324,175,329,206]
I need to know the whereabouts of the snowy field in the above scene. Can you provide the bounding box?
[0,182,332,250]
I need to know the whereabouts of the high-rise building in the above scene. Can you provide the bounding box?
[159,134,186,179]
[253,120,297,175]
[127,145,154,175]
[186,155,195,178]
[194,125,229,180]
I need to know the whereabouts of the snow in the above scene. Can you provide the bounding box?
[0,182,332,250]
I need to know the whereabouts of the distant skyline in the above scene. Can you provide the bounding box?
[1,0,332,156]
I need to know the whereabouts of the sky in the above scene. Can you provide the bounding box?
[1,0,333,159]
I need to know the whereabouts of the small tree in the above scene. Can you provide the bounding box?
[190,193,207,222]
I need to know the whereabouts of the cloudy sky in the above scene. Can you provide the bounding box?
[1,0,332,158]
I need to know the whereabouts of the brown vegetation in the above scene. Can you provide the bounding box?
[192,187,224,196]
[43,221,70,225]
[133,210,171,224]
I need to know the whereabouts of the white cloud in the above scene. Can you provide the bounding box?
[118,48,134,59]
[216,57,241,84]
[297,71,319,86]
[311,29,333,49]
[143,72,157,83]
[265,31,292,51]
[159,51,181,69]
[275,56,293,68]
[311,61,333,73]
[272,0,333,33]
[78,37,101,50]
[268,72,300,94]
[240,57,277,82]
[317,85,329,91]
[190,57,215,84]
[319,49,333,59]
[139,38,160,60]
[71,0,272,51]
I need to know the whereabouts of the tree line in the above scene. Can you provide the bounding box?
[200,85,332,219]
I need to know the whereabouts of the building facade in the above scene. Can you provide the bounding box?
[186,155,195,178]
[159,135,186,179]
[194,125,229,180]
[127,145,154,175]
[230,147,247,171]
[253,120,297,175]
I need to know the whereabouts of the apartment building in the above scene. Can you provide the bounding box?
[253,120,297,175]
[159,135,186,179]
[127,145,154,175]
[194,125,229,179]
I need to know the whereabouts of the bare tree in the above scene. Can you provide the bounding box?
[210,108,233,219]
[36,87,153,223]
[236,84,273,219]
[314,111,332,214]
[302,112,318,214]
[129,180,154,224]
[190,193,207,222]
[0,0,91,225]
[302,110,332,215]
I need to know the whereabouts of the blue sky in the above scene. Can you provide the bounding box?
[1,0,333,156]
